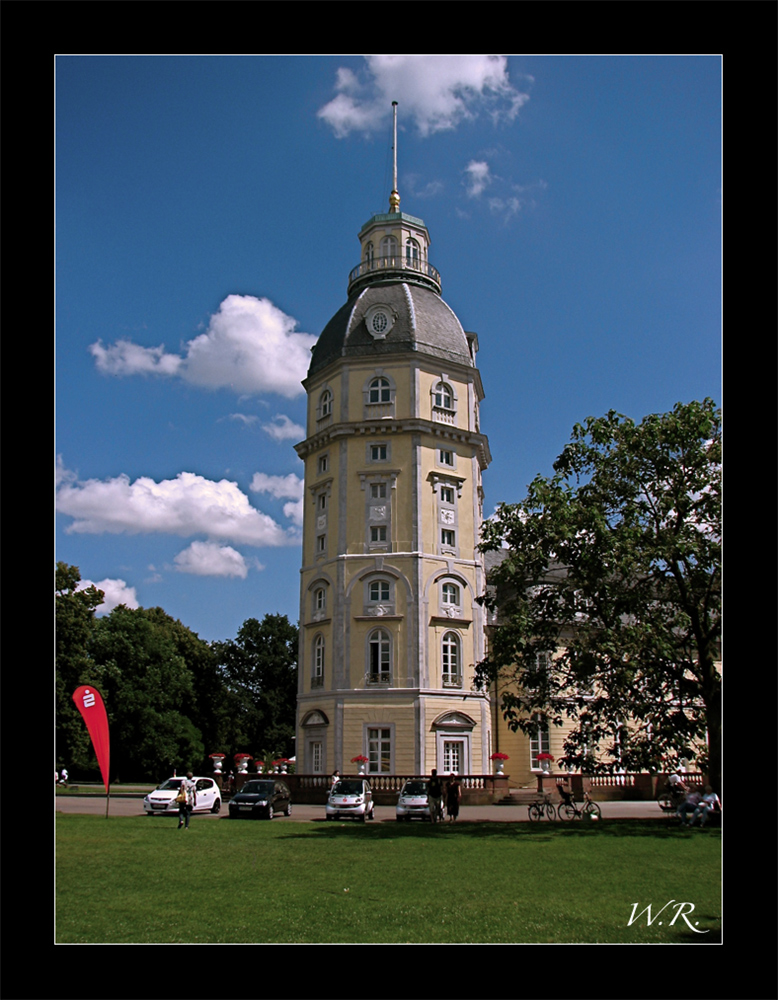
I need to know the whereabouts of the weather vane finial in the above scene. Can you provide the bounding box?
[389,102,400,214]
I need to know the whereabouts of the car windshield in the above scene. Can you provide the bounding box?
[402,781,428,796]
[157,779,184,790]
[241,781,274,795]
[332,781,364,796]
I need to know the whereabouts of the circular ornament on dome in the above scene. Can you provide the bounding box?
[365,304,395,339]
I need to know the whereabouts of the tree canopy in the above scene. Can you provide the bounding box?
[55,564,298,781]
[476,399,721,788]
[214,614,298,761]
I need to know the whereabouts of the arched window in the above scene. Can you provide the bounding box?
[368,376,391,403]
[406,238,420,269]
[380,235,398,265]
[433,381,454,411]
[312,634,325,688]
[369,579,390,603]
[442,582,460,607]
[364,241,374,268]
[313,586,326,618]
[442,632,461,686]
[319,389,333,419]
[368,628,391,684]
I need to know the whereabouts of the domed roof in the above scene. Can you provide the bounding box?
[308,282,474,378]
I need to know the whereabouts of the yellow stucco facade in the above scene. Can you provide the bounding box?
[294,204,493,778]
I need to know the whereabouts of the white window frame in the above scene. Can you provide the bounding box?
[442,631,462,687]
[367,628,392,684]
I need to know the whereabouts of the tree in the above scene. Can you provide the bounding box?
[477,399,721,788]
[56,563,104,772]
[88,605,209,780]
[215,614,298,760]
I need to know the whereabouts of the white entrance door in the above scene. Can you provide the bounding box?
[442,740,464,775]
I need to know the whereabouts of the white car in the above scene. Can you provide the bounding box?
[326,778,374,821]
[396,779,432,821]
[143,776,221,815]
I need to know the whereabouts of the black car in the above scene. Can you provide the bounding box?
[228,779,292,820]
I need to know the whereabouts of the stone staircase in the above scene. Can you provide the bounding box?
[495,787,541,805]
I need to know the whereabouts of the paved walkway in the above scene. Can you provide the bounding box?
[56,795,670,822]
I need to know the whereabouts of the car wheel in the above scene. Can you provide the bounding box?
[211,799,221,813]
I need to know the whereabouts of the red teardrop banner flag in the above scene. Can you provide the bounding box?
[72,685,111,794]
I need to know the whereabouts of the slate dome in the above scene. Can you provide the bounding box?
[308,281,474,378]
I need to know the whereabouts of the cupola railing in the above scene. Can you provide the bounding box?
[348,254,441,295]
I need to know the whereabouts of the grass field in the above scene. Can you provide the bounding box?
[56,815,721,944]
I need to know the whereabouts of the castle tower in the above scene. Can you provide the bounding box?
[295,121,492,778]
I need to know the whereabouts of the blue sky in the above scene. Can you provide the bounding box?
[55,55,721,643]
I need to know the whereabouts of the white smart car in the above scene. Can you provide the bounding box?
[326,778,374,822]
[396,779,432,821]
[143,776,221,815]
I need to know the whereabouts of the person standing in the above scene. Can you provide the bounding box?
[446,774,461,822]
[178,772,197,829]
[428,769,443,823]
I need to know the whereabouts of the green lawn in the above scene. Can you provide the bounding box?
[56,815,721,943]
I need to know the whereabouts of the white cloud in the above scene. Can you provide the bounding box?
[318,56,529,138]
[57,464,298,547]
[464,160,493,198]
[90,294,317,399]
[261,414,305,442]
[77,577,139,614]
[173,541,249,578]
[250,472,304,527]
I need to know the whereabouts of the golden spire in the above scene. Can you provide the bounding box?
[389,101,400,214]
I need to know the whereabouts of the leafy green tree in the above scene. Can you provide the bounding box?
[56,563,104,773]
[88,606,208,780]
[477,400,721,788]
[215,614,298,760]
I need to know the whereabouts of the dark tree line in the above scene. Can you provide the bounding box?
[55,563,298,783]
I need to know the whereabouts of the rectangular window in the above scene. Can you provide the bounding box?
[318,492,327,510]
[367,727,392,774]
[370,482,387,499]
[370,444,388,461]
[443,740,463,774]
[439,449,454,467]
[440,486,455,504]
[317,454,329,474]
[370,526,387,543]
[441,529,456,547]
[317,534,326,553]
[311,741,323,774]
[530,718,551,770]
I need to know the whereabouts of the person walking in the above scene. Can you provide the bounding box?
[446,774,461,822]
[177,772,197,829]
[428,769,443,823]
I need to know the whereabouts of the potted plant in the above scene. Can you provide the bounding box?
[273,758,290,774]
[351,755,369,775]
[490,752,509,774]
[234,753,252,773]
[537,752,555,774]
[209,753,225,773]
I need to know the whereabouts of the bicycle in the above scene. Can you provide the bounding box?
[656,784,688,812]
[528,795,556,822]
[557,788,601,822]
